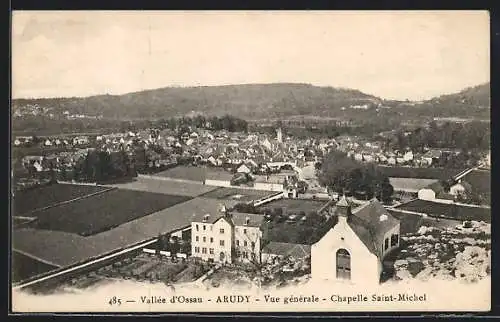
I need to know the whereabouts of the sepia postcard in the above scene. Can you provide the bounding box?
[10,10,491,313]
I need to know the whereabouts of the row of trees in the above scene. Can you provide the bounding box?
[163,114,248,132]
[253,118,399,140]
[317,150,394,203]
[389,121,490,152]
[63,149,137,183]
[13,114,249,137]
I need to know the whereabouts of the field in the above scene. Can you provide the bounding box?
[394,199,491,223]
[154,166,206,182]
[28,189,193,236]
[13,197,241,267]
[257,198,327,214]
[389,178,438,192]
[13,183,111,216]
[12,251,59,283]
[200,187,275,202]
[108,176,217,197]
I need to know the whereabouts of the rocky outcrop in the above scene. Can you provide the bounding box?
[395,221,490,283]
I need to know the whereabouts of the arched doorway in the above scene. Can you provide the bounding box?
[220,251,225,262]
[336,248,351,280]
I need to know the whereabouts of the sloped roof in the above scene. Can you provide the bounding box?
[423,150,442,159]
[313,199,400,258]
[262,242,311,259]
[460,169,491,204]
[229,212,265,228]
[347,199,400,258]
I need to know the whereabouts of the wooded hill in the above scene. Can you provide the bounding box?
[13,82,490,122]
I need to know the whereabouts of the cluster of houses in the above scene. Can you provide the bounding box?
[185,194,401,286]
[14,126,339,186]
[338,136,463,167]
[13,135,90,147]
[12,103,51,118]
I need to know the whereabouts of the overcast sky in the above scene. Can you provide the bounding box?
[12,11,489,100]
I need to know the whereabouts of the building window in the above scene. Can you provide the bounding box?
[391,234,399,247]
[236,240,239,246]
[220,228,224,234]
[195,236,199,242]
[243,252,248,258]
[210,237,213,243]
[195,247,200,253]
[203,225,206,231]
[202,247,207,254]
[244,241,247,247]
[209,248,214,255]
[243,229,247,234]
[220,240,225,246]
[203,236,206,243]
[336,248,351,280]
[251,242,255,249]
[384,238,389,251]
[196,224,199,231]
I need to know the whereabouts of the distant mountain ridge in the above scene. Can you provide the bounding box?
[425,83,490,108]
[12,82,490,121]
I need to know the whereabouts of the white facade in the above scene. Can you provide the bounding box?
[311,199,400,286]
[234,225,262,263]
[403,151,414,162]
[191,215,263,264]
[311,216,381,286]
[191,217,233,263]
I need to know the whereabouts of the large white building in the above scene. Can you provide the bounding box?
[311,196,400,286]
[191,207,264,264]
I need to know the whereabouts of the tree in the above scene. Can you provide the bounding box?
[233,203,258,214]
[49,167,58,183]
[378,177,394,204]
[318,150,359,190]
[318,150,393,201]
[297,181,308,194]
[170,236,181,260]
[60,167,67,181]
